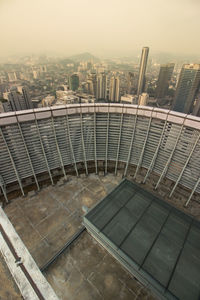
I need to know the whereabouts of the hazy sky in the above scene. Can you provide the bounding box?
[0,0,200,58]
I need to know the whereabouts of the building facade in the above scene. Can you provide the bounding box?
[3,87,33,112]
[22,87,33,109]
[69,74,79,91]
[137,47,149,97]
[109,76,120,102]
[172,64,200,114]
[138,93,149,106]
[127,72,135,94]
[155,63,175,99]
[86,73,97,96]
[96,73,107,100]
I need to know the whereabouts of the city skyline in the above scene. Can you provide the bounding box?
[1,0,200,59]
[1,48,200,116]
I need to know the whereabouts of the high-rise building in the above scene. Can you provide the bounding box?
[2,101,12,112]
[155,63,175,99]
[137,47,149,97]
[96,73,107,100]
[69,74,79,91]
[127,72,135,94]
[172,64,200,114]
[22,87,33,109]
[32,70,39,79]
[87,73,97,96]
[40,65,47,72]
[4,87,33,112]
[193,94,200,117]
[7,89,25,111]
[109,76,120,102]
[7,72,17,82]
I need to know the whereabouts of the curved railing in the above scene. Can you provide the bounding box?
[0,104,200,206]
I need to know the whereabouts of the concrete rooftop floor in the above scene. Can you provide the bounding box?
[2,173,156,299]
[0,252,22,299]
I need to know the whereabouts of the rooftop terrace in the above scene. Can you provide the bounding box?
[1,173,157,299]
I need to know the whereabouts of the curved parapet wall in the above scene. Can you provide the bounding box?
[0,104,200,206]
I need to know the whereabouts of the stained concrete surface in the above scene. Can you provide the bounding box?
[44,232,155,300]
[2,173,156,299]
[4,174,121,269]
[0,253,22,300]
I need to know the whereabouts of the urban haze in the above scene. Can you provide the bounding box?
[1,0,200,58]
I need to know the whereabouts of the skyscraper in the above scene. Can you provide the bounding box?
[8,89,25,111]
[127,72,135,94]
[172,64,200,114]
[69,74,79,91]
[155,63,175,99]
[22,87,33,109]
[96,73,107,100]
[137,47,149,97]
[4,87,33,112]
[87,72,97,96]
[109,76,120,102]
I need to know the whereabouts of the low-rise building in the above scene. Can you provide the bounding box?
[121,94,135,104]
[42,95,55,107]
[138,93,149,106]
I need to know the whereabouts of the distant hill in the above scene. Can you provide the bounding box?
[59,58,75,65]
[68,52,100,62]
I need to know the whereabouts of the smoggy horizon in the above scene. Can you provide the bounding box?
[1,0,200,59]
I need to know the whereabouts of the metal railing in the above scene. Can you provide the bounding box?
[0,104,200,206]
